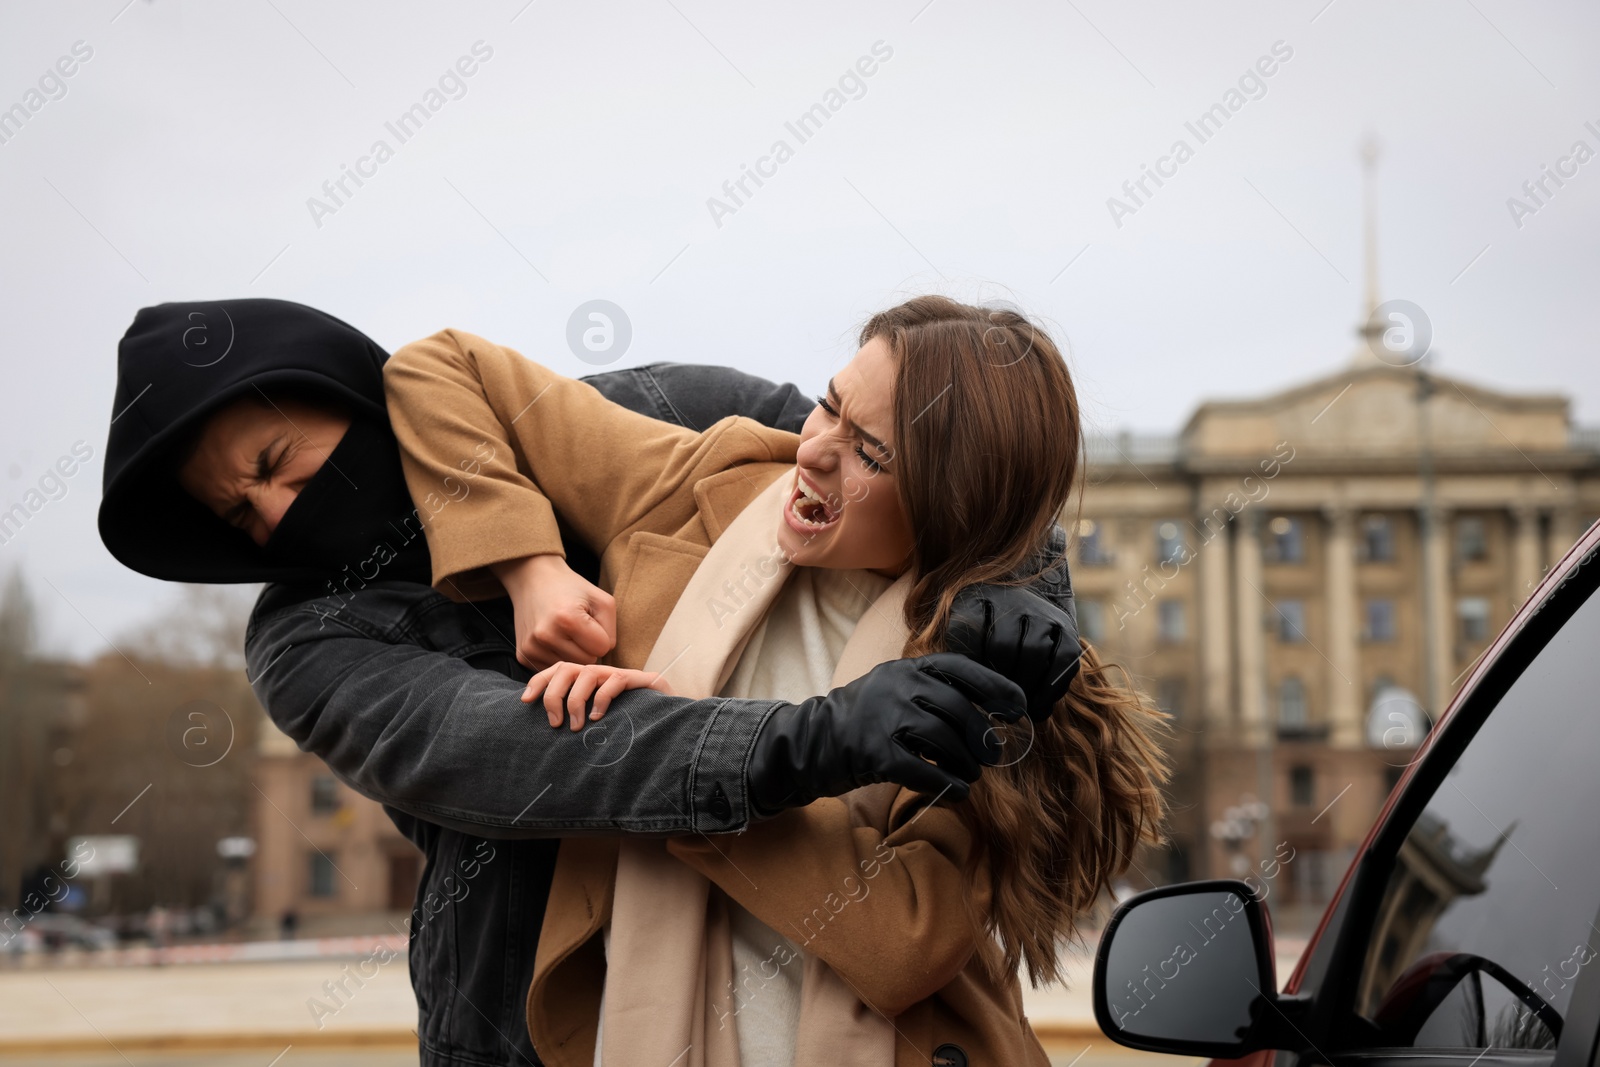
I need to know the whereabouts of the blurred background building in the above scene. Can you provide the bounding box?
[1078,307,1600,919]
[0,580,419,946]
[253,731,421,936]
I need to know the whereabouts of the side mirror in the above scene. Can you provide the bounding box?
[1093,879,1308,1057]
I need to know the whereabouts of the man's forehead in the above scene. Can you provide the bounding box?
[184,408,273,491]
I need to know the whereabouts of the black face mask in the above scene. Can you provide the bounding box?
[263,419,433,587]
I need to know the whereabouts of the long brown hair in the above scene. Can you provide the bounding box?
[863,295,1171,986]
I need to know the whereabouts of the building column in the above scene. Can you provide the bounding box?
[1324,505,1362,748]
[1196,507,1233,745]
[1546,504,1582,576]
[1420,504,1454,713]
[1113,518,1148,652]
[1234,510,1267,747]
[1511,504,1543,606]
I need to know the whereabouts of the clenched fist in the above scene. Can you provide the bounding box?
[491,553,618,670]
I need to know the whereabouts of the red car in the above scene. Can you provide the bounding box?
[1094,518,1600,1066]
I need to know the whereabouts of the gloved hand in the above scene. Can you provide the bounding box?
[947,582,1081,721]
[747,653,1026,816]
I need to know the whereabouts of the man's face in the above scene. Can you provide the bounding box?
[178,396,350,546]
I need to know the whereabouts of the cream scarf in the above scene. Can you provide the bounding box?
[598,472,911,1067]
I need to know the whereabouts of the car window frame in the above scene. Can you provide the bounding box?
[1297,534,1600,1062]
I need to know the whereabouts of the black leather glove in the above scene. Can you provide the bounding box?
[947,582,1081,721]
[746,653,1027,817]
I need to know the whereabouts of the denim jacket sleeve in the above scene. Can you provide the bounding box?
[581,362,813,436]
[245,580,782,837]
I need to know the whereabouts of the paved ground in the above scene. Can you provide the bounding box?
[0,1048,1203,1067]
[0,936,1297,1065]
[0,960,416,1048]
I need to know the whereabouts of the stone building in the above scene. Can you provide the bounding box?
[1075,331,1600,914]
[252,726,421,932]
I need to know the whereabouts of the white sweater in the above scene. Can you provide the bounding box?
[715,566,891,1066]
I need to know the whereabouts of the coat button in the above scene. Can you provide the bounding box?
[932,1044,968,1067]
[709,782,731,820]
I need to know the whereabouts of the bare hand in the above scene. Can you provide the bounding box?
[491,554,617,670]
[522,662,675,731]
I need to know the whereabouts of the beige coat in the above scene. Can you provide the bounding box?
[384,329,1052,1067]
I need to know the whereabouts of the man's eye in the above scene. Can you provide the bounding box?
[257,445,288,481]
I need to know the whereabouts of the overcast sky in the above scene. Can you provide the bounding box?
[2,0,1597,660]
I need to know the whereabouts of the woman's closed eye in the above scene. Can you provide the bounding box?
[816,395,884,473]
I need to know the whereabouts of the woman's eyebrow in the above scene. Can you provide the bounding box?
[827,378,891,458]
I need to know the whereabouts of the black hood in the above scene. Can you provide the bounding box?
[98,298,424,585]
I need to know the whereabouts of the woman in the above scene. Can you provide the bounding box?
[383,295,1171,1066]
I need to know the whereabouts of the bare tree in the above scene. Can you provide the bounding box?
[0,567,56,909]
[116,584,262,671]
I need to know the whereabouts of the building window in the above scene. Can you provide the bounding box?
[1156,678,1185,717]
[1155,520,1186,566]
[311,774,341,815]
[1458,596,1491,643]
[1457,516,1488,563]
[1264,516,1304,564]
[1078,600,1105,643]
[1076,519,1113,566]
[1363,598,1396,642]
[1289,765,1315,807]
[308,852,338,898]
[1272,599,1307,642]
[1157,599,1187,643]
[1278,676,1308,729]
[1361,514,1394,562]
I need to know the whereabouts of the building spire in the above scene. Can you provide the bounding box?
[1358,134,1382,341]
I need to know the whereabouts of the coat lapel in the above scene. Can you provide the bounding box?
[644,470,796,696]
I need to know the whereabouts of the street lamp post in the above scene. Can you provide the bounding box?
[1211,796,1271,880]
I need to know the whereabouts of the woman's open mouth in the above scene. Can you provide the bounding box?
[785,473,840,534]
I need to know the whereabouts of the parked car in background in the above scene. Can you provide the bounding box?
[1095,519,1600,1065]
[7,914,117,955]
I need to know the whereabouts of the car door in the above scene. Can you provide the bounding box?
[1281,534,1600,1067]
